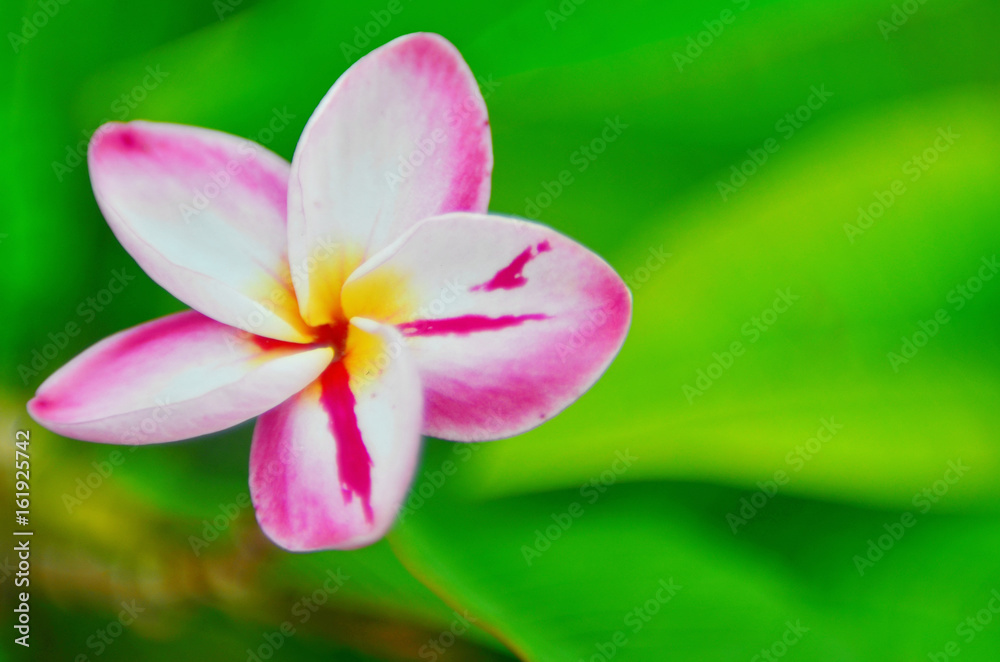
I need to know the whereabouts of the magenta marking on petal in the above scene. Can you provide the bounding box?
[405,33,460,74]
[399,314,548,337]
[99,125,289,221]
[471,241,552,292]
[27,396,54,416]
[319,361,373,523]
[96,125,147,155]
[117,128,141,150]
[109,311,207,356]
[250,330,323,354]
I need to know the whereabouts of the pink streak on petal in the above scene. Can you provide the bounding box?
[250,404,296,530]
[253,336,293,351]
[471,240,552,292]
[398,314,549,337]
[111,126,145,151]
[28,311,334,444]
[109,311,206,356]
[470,247,530,292]
[95,122,289,220]
[391,34,492,214]
[111,314,299,357]
[319,362,374,523]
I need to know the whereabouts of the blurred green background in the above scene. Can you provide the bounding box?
[3,0,1000,660]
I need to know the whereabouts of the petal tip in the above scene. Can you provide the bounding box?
[25,394,50,422]
[88,121,140,159]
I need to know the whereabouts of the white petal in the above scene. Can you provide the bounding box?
[287,33,493,326]
[28,312,332,443]
[249,320,424,550]
[342,213,632,441]
[89,121,312,342]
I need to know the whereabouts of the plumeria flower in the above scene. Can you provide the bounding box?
[28,33,631,551]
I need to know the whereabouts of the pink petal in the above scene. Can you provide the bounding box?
[287,32,492,326]
[89,121,314,342]
[342,213,632,441]
[27,312,333,444]
[249,319,423,551]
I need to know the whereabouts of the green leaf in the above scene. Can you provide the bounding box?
[392,442,1000,661]
[437,89,1000,509]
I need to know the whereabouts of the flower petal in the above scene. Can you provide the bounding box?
[249,319,423,551]
[287,32,493,326]
[89,121,313,342]
[342,213,632,441]
[27,312,333,444]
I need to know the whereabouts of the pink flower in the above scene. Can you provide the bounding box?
[28,33,631,551]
